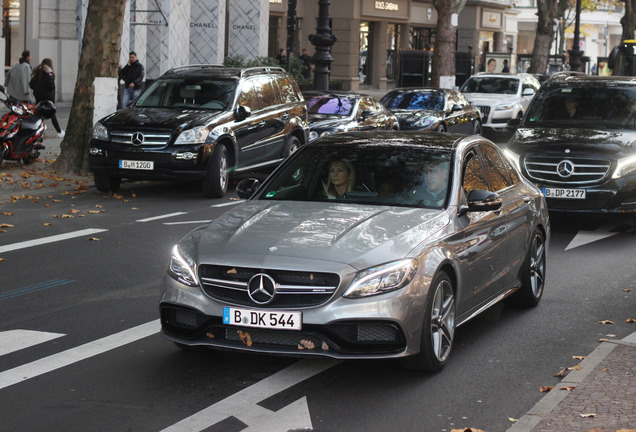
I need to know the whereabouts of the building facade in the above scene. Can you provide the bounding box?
[2,0,623,102]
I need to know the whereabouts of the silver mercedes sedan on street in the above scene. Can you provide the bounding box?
[160,131,550,371]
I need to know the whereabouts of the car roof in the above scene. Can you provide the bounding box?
[470,73,530,79]
[161,64,288,80]
[542,73,636,88]
[309,130,470,151]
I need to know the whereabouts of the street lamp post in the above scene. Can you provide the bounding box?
[308,0,337,90]
[568,0,584,71]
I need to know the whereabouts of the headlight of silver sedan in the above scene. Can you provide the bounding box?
[343,259,418,298]
[168,245,199,287]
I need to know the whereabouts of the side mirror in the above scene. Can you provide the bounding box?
[360,110,373,119]
[234,105,252,122]
[451,104,462,112]
[459,190,502,216]
[522,88,535,96]
[236,178,260,199]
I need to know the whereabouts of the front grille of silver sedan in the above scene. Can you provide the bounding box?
[110,130,172,148]
[523,156,611,185]
[198,265,340,308]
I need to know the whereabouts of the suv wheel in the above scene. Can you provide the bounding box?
[203,144,229,198]
[435,124,446,133]
[473,120,483,135]
[284,135,300,158]
[94,174,121,192]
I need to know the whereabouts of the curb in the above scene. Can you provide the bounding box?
[507,331,636,432]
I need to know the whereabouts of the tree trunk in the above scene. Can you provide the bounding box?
[431,0,457,88]
[53,0,126,175]
[621,0,636,41]
[528,0,558,74]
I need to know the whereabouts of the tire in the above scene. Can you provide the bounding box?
[473,120,483,136]
[435,124,447,133]
[400,271,455,372]
[94,174,121,192]
[508,229,546,307]
[283,135,300,159]
[22,150,39,165]
[202,144,229,198]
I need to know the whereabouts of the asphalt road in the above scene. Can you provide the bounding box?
[1,180,634,432]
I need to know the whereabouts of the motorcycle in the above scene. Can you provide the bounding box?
[0,85,56,166]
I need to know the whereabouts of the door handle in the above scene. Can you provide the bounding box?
[258,121,266,126]
[523,196,532,203]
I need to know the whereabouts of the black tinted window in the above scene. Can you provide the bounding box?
[136,78,236,109]
[382,91,444,110]
[461,77,520,95]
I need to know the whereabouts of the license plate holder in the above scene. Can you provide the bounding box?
[119,159,154,170]
[223,307,302,331]
[542,187,586,199]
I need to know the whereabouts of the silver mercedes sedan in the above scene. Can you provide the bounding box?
[160,131,550,371]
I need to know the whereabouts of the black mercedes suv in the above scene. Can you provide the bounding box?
[88,65,308,197]
[505,74,636,215]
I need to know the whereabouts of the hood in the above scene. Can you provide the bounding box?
[187,201,446,270]
[101,107,228,131]
[510,127,636,157]
[464,93,518,105]
[391,109,440,121]
[308,115,352,131]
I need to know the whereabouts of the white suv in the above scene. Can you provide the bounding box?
[460,73,540,136]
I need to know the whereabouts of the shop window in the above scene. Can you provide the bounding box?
[410,27,435,51]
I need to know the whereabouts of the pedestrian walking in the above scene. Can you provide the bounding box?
[4,50,33,102]
[299,48,312,79]
[29,58,64,137]
[119,51,144,108]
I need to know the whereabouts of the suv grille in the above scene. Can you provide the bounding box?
[110,130,172,148]
[524,156,611,185]
[476,106,491,121]
[198,265,340,308]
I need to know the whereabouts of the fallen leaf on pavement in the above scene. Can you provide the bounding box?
[43,223,52,226]
[626,318,636,323]
[554,368,568,377]
[615,429,636,432]
[508,418,518,423]
[0,258,5,261]
[580,413,597,418]
[540,386,554,392]
[599,320,614,325]
[0,212,14,215]
[61,214,74,218]
[0,223,14,228]
[87,237,100,241]
[598,338,609,342]
[606,334,617,338]
[450,429,486,432]
[560,386,576,391]
[567,364,582,371]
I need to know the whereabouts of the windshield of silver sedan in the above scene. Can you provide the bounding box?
[259,144,452,208]
[382,91,444,111]
[306,95,355,116]
[524,86,636,129]
[460,77,520,95]
[135,78,236,110]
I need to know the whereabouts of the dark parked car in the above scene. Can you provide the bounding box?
[160,131,550,371]
[380,88,482,134]
[88,65,308,197]
[303,91,398,142]
[505,74,636,216]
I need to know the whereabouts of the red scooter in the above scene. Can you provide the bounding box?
[0,85,56,165]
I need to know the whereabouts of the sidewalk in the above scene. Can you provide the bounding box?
[0,101,92,204]
[508,331,636,432]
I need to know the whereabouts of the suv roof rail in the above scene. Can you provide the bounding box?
[166,64,225,74]
[241,66,286,77]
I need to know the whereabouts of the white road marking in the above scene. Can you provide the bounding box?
[161,358,340,432]
[211,200,243,207]
[136,212,187,223]
[0,229,108,253]
[565,223,622,251]
[0,320,160,390]
[163,220,211,225]
[0,330,65,357]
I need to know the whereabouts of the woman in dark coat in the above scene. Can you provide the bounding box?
[30,58,64,137]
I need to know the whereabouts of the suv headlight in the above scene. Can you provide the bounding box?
[168,245,199,287]
[612,154,636,179]
[343,259,418,298]
[495,103,514,111]
[92,122,108,140]
[175,126,210,145]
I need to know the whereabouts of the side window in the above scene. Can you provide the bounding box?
[237,80,260,111]
[447,92,459,108]
[359,97,374,113]
[276,76,298,103]
[254,77,279,107]
[462,151,490,196]
[479,144,513,191]
[457,92,469,107]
